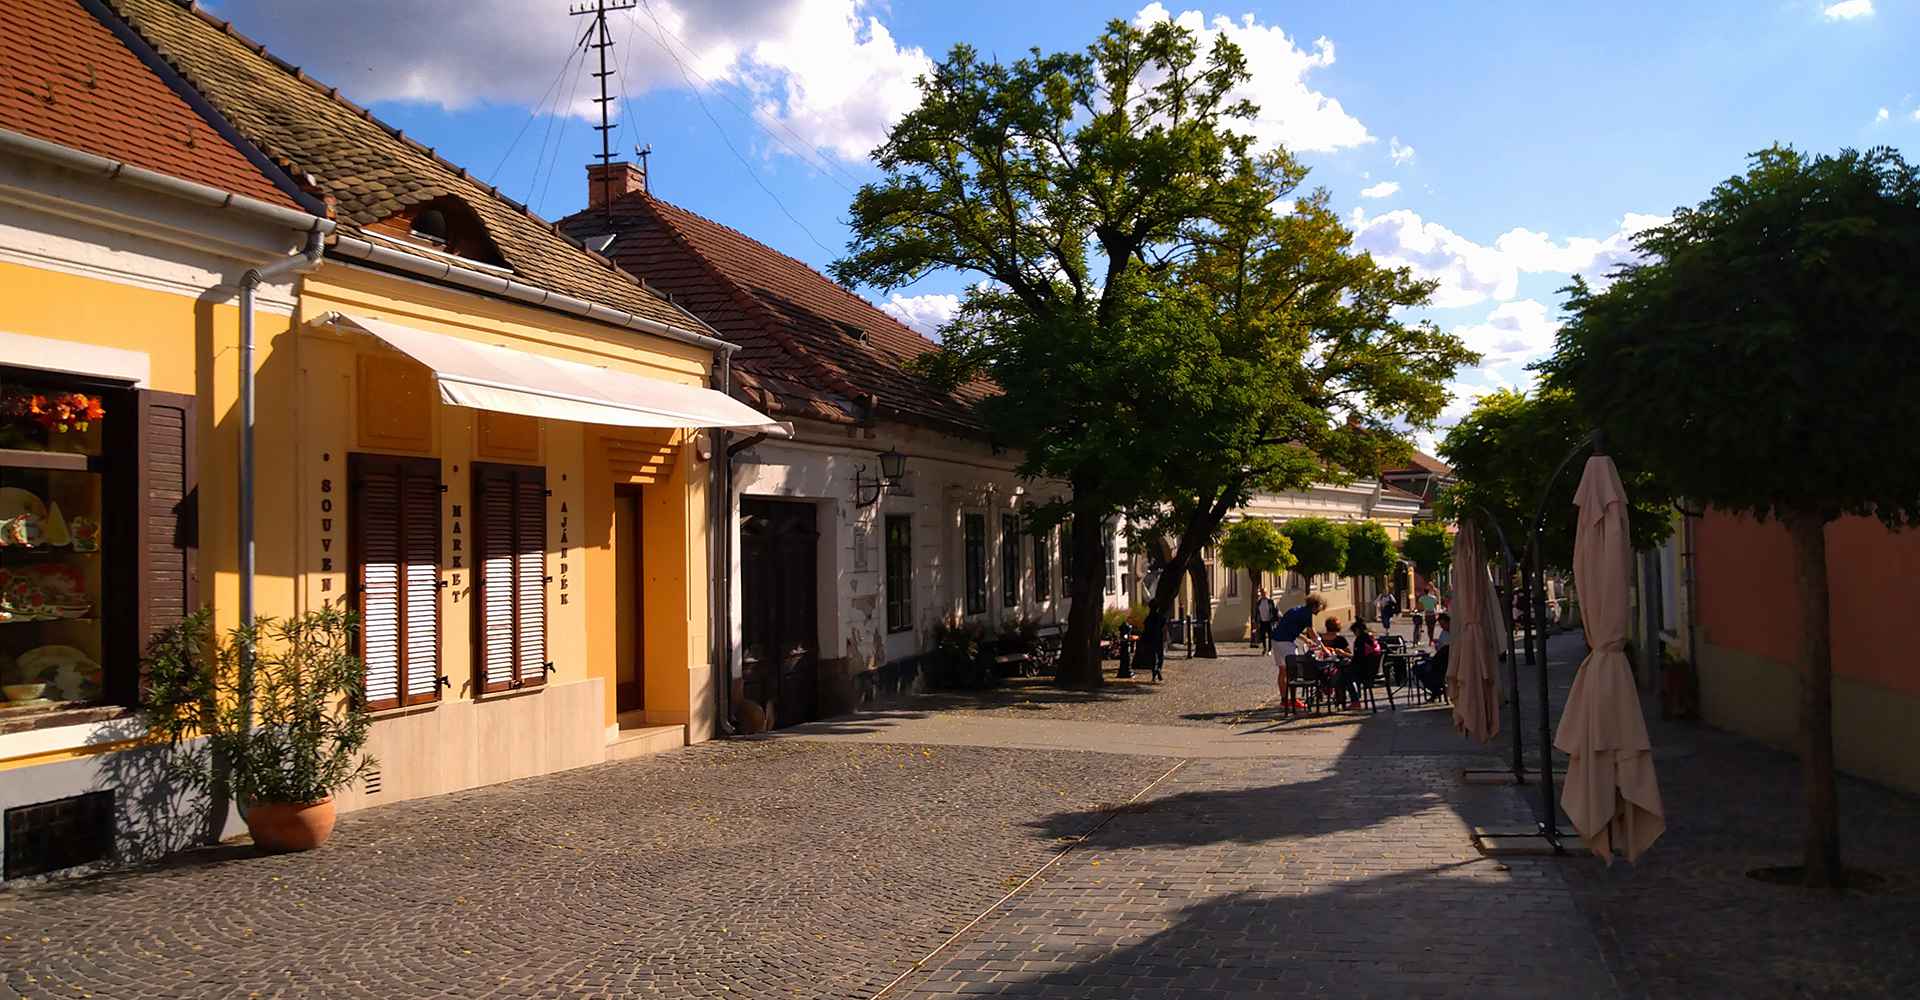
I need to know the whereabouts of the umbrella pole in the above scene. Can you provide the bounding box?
[1459,515,1528,788]
[1531,555,1562,845]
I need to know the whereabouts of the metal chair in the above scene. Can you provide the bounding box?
[1351,648,1395,713]
[1282,654,1326,717]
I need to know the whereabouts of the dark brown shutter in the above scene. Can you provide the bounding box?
[472,463,546,692]
[136,390,197,650]
[350,454,441,711]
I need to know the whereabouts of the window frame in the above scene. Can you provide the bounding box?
[999,513,1020,609]
[1101,522,1116,595]
[471,462,549,695]
[885,514,913,633]
[1032,525,1052,602]
[963,512,988,616]
[347,452,443,712]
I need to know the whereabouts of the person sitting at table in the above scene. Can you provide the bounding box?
[1318,616,1353,706]
[1320,617,1350,654]
[1413,612,1452,699]
[1339,620,1383,707]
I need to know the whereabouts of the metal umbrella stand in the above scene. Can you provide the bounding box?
[1466,433,1600,855]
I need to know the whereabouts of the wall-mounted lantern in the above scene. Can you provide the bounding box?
[854,447,909,506]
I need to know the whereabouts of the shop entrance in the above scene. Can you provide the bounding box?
[613,486,644,714]
[738,498,819,729]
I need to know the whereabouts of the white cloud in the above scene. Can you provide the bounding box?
[1912,108,1920,122]
[878,292,961,339]
[1822,0,1874,20]
[1877,107,1892,123]
[1452,299,1561,365]
[1389,137,1415,166]
[1132,4,1373,153]
[211,0,930,163]
[1350,208,1665,309]
[1358,181,1400,199]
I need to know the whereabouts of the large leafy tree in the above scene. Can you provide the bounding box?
[834,18,1271,683]
[1542,145,1920,888]
[1219,519,1294,625]
[1438,388,1672,569]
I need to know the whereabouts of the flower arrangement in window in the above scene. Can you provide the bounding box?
[1,389,105,450]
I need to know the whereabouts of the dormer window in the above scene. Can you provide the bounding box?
[371,195,507,269]
[410,208,449,246]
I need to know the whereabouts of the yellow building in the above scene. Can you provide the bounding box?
[0,0,776,879]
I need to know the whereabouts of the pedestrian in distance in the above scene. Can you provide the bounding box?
[1418,582,1442,648]
[1374,589,1397,634]
[1253,588,1278,652]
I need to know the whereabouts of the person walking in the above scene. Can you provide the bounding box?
[1417,582,1442,648]
[1253,589,1278,652]
[1374,589,1398,636]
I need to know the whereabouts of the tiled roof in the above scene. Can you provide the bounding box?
[1385,450,1453,476]
[105,0,698,332]
[1380,482,1425,502]
[560,192,989,434]
[0,0,298,210]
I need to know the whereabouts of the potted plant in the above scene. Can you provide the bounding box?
[144,607,375,852]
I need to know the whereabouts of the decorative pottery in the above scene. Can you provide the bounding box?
[242,797,337,852]
[17,645,102,701]
[69,516,99,552]
[42,502,70,547]
[0,487,46,520]
[3,683,48,702]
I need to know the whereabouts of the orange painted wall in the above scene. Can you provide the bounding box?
[1696,511,1920,697]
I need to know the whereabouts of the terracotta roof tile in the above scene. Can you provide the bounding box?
[561,192,989,434]
[0,0,297,209]
[1385,450,1453,476]
[105,0,698,332]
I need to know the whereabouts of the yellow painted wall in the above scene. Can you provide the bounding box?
[3,259,716,784]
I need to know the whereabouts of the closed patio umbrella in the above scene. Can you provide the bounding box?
[1554,456,1665,862]
[1447,523,1501,743]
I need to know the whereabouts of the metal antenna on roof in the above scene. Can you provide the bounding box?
[571,0,638,223]
[636,144,652,193]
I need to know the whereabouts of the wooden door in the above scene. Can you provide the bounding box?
[739,498,819,728]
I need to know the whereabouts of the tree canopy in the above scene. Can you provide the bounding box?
[1218,519,1294,576]
[1401,521,1451,578]
[1438,387,1672,569]
[1279,517,1347,582]
[1539,144,1920,888]
[1341,520,1398,581]
[833,16,1471,676]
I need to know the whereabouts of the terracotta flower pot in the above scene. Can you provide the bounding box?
[243,797,337,852]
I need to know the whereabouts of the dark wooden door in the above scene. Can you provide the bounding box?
[739,499,819,728]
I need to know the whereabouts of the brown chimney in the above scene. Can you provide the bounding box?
[587,161,647,211]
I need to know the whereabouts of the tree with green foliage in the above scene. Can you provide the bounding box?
[1541,145,1920,888]
[836,18,1473,678]
[834,17,1274,683]
[1341,520,1398,586]
[1401,521,1452,581]
[1438,388,1672,569]
[1219,518,1295,627]
[1279,518,1347,592]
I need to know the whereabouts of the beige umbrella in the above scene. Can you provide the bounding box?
[1554,456,1665,862]
[1447,523,1501,743]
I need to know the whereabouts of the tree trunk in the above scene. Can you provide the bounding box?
[1787,510,1841,888]
[1186,556,1216,657]
[1056,510,1108,687]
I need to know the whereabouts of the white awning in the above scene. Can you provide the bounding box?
[322,313,788,435]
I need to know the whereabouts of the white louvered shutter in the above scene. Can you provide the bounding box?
[476,466,518,693]
[357,465,402,710]
[400,471,442,704]
[513,472,547,688]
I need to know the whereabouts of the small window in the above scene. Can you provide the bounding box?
[1000,514,1020,608]
[1223,552,1239,598]
[349,453,442,710]
[1059,516,1074,591]
[885,515,913,633]
[410,208,448,245]
[963,513,987,615]
[1033,526,1052,602]
[473,463,548,693]
[1102,522,1116,594]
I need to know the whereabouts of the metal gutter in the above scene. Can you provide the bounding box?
[328,234,740,357]
[0,127,331,236]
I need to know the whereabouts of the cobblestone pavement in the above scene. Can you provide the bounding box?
[0,741,1161,999]
[888,647,1285,729]
[1520,633,1920,999]
[888,753,1616,999]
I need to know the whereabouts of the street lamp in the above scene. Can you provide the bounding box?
[853,447,909,506]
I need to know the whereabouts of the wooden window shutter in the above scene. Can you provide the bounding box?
[116,390,198,705]
[472,463,547,693]
[349,454,442,711]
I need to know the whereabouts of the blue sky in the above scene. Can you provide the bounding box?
[213,0,1915,445]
